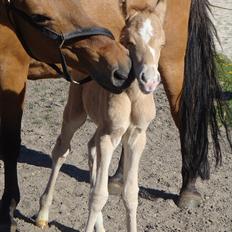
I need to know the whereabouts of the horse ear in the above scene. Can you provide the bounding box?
[126,9,138,21]
[155,0,167,25]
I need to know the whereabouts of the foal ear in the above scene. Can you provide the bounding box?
[155,0,167,25]
[126,9,138,21]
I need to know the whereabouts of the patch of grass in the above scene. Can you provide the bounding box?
[216,54,232,126]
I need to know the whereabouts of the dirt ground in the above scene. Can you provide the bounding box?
[0,1,232,232]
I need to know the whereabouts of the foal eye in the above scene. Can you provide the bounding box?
[31,14,51,24]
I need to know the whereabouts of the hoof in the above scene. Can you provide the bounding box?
[35,219,49,229]
[178,191,202,209]
[108,178,123,196]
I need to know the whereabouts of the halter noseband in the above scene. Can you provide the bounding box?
[6,1,115,84]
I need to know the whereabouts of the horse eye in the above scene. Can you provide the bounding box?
[31,14,51,24]
[127,41,136,47]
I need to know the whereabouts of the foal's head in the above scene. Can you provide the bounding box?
[7,0,132,93]
[124,1,166,94]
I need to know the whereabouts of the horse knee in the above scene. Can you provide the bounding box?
[122,187,139,211]
[91,193,108,212]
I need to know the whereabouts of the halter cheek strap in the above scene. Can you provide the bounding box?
[6,2,115,85]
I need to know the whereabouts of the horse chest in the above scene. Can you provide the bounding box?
[130,94,156,129]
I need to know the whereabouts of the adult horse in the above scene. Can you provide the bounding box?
[0,0,231,231]
[0,0,133,230]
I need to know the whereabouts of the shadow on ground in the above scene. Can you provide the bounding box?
[139,186,179,205]
[19,145,89,183]
[15,210,80,232]
[11,146,179,230]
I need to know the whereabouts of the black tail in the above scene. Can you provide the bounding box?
[179,0,232,180]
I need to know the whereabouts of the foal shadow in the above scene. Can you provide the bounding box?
[139,186,179,205]
[15,210,79,232]
[19,145,89,183]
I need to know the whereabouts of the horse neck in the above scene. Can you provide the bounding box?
[72,0,125,40]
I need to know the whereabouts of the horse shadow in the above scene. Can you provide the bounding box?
[139,186,179,205]
[15,145,179,231]
[19,145,89,183]
[15,210,79,232]
[19,145,178,204]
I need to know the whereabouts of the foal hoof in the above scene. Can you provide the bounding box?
[108,178,123,196]
[178,191,202,209]
[35,219,49,230]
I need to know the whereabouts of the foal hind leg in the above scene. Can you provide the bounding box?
[122,129,146,232]
[36,84,87,228]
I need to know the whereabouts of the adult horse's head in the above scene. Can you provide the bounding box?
[6,0,132,93]
[123,0,166,94]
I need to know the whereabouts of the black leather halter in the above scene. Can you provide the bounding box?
[6,2,115,84]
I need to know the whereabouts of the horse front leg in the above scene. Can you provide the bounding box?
[0,84,27,231]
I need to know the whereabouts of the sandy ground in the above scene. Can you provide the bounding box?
[0,1,232,232]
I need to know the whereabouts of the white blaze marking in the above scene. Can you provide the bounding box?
[139,19,154,44]
[149,46,156,60]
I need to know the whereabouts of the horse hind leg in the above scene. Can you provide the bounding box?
[36,84,87,228]
[159,57,202,210]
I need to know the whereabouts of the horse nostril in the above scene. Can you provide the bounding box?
[114,70,127,81]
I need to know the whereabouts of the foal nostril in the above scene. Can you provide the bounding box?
[140,73,147,83]
[114,70,127,81]
[157,73,161,82]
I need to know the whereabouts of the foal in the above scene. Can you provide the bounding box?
[36,4,166,232]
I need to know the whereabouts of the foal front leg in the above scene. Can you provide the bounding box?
[108,148,124,195]
[86,128,123,232]
[88,133,105,232]
[36,84,87,228]
[122,130,146,232]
